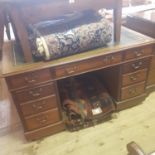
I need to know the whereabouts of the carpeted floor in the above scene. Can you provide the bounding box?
[0,91,155,155]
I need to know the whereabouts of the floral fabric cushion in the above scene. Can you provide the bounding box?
[34,19,112,60]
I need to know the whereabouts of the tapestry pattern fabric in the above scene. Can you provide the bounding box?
[33,19,112,60]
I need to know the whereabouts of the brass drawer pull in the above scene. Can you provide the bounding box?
[132,62,142,70]
[29,88,42,97]
[24,76,37,84]
[109,55,115,61]
[32,101,46,111]
[103,55,115,63]
[65,66,77,74]
[134,50,144,57]
[130,75,137,81]
[128,88,137,95]
[36,115,48,124]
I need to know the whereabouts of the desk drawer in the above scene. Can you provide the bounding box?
[20,95,58,116]
[25,108,60,131]
[124,46,152,60]
[121,82,145,100]
[55,53,122,78]
[7,69,52,90]
[122,69,147,87]
[122,58,150,74]
[14,83,55,103]
[150,56,155,69]
[147,68,155,86]
[25,121,65,141]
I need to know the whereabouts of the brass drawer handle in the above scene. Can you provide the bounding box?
[132,62,142,70]
[103,55,115,63]
[24,76,37,84]
[32,100,46,111]
[36,115,48,125]
[128,88,137,95]
[65,66,77,74]
[134,50,144,57]
[109,55,115,61]
[130,75,137,81]
[29,88,42,97]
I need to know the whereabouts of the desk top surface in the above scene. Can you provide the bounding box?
[1,27,155,77]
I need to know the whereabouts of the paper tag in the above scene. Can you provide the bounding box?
[92,107,102,115]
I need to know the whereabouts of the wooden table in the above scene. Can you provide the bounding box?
[1,27,155,140]
[125,9,155,38]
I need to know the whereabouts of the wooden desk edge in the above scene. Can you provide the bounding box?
[1,27,155,77]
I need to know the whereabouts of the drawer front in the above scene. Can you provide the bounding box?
[147,68,155,86]
[25,109,61,130]
[121,82,145,100]
[7,69,52,90]
[20,95,58,116]
[122,58,150,74]
[122,69,147,87]
[25,121,65,141]
[124,46,152,60]
[150,56,155,69]
[14,83,55,103]
[55,53,122,78]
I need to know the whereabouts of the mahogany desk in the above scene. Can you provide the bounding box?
[1,27,155,140]
[125,9,155,86]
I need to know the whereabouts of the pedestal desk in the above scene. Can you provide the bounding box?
[1,27,155,140]
[125,9,155,87]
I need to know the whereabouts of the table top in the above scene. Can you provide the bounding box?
[1,27,155,77]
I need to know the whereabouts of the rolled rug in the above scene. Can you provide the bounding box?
[34,19,112,60]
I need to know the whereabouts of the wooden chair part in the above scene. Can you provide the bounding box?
[0,6,5,60]
[127,141,146,155]
[127,141,155,155]
[6,0,122,62]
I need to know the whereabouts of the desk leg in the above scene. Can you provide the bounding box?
[113,0,122,43]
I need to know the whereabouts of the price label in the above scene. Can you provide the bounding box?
[92,107,102,115]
